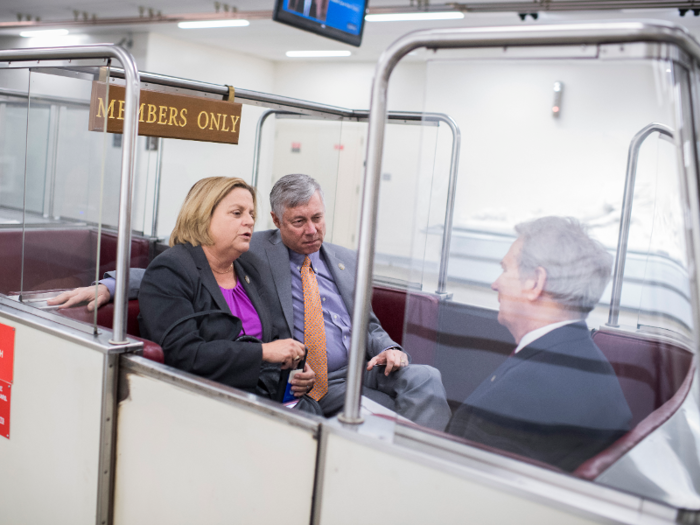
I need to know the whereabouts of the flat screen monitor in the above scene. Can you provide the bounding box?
[273,0,367,47]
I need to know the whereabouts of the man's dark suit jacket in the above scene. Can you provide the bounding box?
[138,243,279,395]
[446,322,632,472]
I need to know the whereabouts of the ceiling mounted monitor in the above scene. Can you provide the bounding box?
[273,0,367,47]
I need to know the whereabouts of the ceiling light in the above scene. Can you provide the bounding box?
[178,20,250,29]
[365,12,464,22]
[286,50,352,58]
[20,29,69,37]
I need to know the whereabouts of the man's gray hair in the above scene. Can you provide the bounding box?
[515,216,613,316]
[270,173,325,217]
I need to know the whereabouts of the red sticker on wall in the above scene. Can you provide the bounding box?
[0,380,11,439]
[0,324,15,384]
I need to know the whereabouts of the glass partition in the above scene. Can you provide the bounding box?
[377,47,698,507]
[0,61,151,334]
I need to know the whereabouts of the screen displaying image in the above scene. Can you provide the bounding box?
[273,0,367,46]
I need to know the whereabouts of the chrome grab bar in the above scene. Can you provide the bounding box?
[607,123,674,327]
[251,109,461,297]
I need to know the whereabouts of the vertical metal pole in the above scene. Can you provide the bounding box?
[109,47,140,344]
[339,42,415,424]
[251,109,277,189]
[435,115,461,298]
[44,105,60,219]
[96,352,119,525]
[606,122,674,327]
[151,138,163,238]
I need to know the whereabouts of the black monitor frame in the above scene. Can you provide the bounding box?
[272,0,368,48]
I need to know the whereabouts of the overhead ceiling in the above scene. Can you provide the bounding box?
[1,1,700,62]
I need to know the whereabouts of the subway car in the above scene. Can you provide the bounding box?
[1,20,700,525]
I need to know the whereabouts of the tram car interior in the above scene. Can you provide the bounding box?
[2,21,700,525]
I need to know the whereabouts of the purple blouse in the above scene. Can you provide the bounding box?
[219,281,263,340]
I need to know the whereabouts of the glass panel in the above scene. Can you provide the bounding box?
[374,119,442,287]
[256,117,345,241]
[0,69,30,295]
[0,64,116,334]
[378,51,697,505]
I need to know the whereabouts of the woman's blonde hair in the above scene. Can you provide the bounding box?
[169,177,256,247]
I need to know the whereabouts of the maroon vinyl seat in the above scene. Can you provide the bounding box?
[0,227,162,362]
[0,228,151,295]
[371,285,441,366]
[57,299,164,363]
[574,330,695,479]
[371,286,408,346]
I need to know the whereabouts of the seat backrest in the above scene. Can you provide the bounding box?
[592,330,693,427]
[0,228,152,295]
[574,330,695,479]
[57,299,164,363]
[371,285,407,345]
[371,285,443,366]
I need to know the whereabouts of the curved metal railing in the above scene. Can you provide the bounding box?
[607,122,675,327]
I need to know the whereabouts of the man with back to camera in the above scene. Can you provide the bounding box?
[446,216,632,471]
[49,174,451,430]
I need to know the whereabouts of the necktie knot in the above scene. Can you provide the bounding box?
[302,256,312,270]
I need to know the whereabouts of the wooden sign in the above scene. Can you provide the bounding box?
[89,82,242,145]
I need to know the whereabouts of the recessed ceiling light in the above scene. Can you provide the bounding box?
[365,12,465,22]
[286,50,352,58]
[20,29,70,37]
[178,20,250,29]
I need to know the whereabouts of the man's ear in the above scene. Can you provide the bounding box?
[271,211,281,229]
[525,267,547,301]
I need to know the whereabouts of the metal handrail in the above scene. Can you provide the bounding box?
[251,109,461,296]
[108,65,463,296]
[607,123,674,327]
[0,45,140,345]
[340,21,700,425]
[108,67,353,117]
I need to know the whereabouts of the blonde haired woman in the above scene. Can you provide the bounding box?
[138,177,315,399]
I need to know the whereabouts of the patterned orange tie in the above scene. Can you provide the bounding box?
[301,256,328,401]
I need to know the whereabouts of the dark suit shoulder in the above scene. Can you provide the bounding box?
[144,244,199,279]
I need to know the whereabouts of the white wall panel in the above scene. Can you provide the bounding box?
[0,314,105,525]
[319,432,615,525]
[113,372,318,525]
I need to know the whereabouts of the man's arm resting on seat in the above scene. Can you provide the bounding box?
[45,268,145,310]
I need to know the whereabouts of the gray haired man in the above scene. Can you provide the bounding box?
[447,216,632,471]
[243,174,450,428]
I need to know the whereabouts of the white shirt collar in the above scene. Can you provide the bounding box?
[514,319,580,354]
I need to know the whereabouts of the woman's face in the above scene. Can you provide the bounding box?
[208,187,256,259]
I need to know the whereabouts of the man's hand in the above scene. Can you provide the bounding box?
[46,284,111,312]
[289,363,315,397]
[367,348,408,376]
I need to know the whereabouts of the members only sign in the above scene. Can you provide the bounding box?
[89,82,242,144]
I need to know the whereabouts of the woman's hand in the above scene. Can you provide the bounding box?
[261,339,306,369]
[290,363,315,397]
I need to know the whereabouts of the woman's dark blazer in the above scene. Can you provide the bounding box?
[138,242,278,394]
